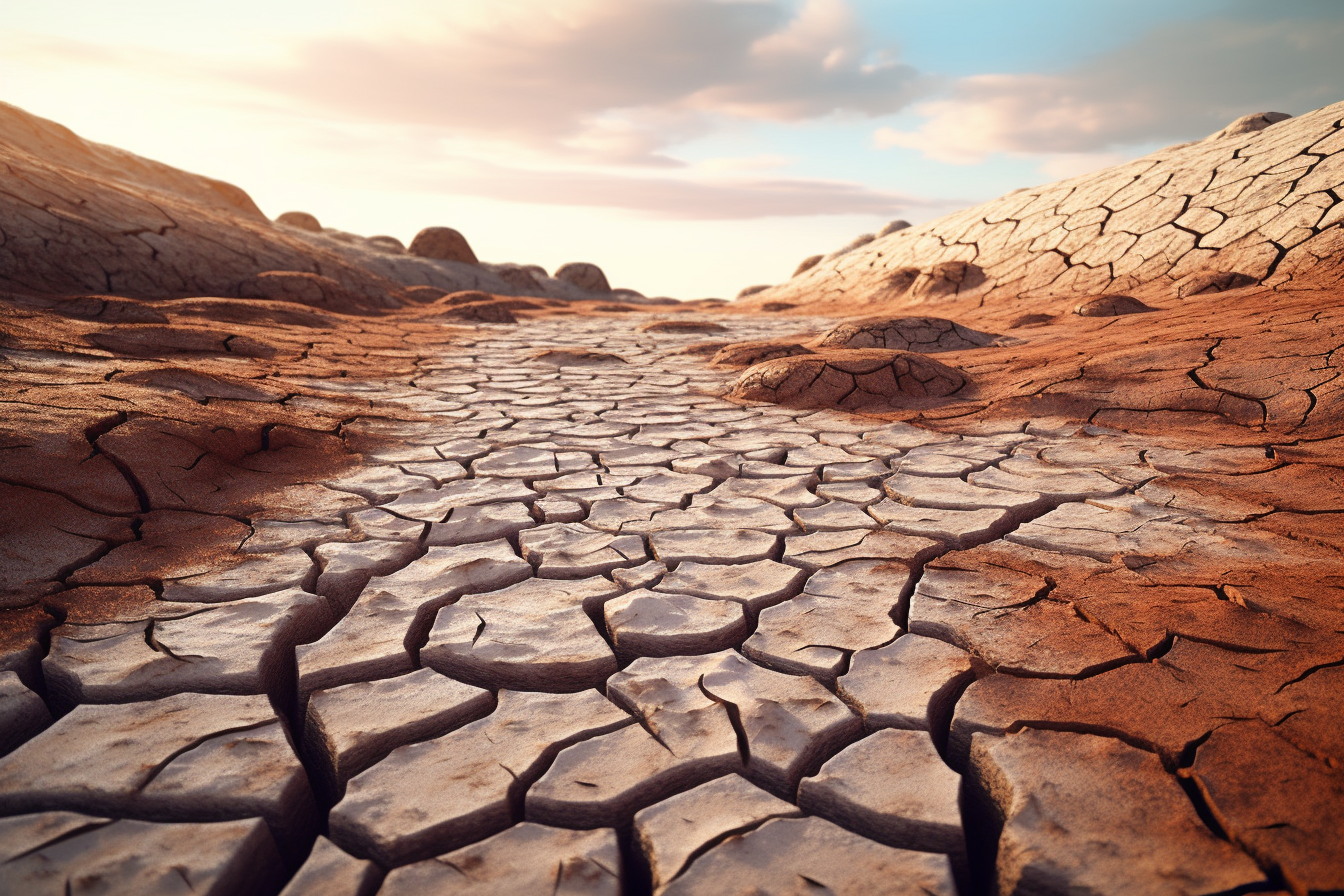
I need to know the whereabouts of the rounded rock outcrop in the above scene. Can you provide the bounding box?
[1073,295,1155,317]
[275,211,321,232]
[409,227,478,264]
[728,350,966,411]
[816,317,1002,352]
[1205,111,1292,142]
[710,341,813,368]
[792,255,824,278]
[554,262,610,293]
[1176,272,1259,298]
[366,235,405,254]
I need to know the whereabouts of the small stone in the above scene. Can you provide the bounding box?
[1074,294,1155,316]
[612,559,668,590]
[408,226,477,263]
[277,210,321,231]
[555,262,612,292]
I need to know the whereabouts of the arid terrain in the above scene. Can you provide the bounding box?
[1,99,1341,895]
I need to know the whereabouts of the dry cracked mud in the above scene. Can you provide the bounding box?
[1,99,1343,895]
[2,307,1341,895]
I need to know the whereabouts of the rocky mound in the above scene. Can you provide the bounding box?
[814,317,1005,352]
[728,350,967,410]
[720,105,1344,441]
[0,102,659,311]
[743,104,1344,319]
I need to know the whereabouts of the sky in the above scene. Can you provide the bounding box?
[3,1,1342,299]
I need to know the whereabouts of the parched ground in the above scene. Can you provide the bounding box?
[2,97,1343,895]
[1,296,1341,895]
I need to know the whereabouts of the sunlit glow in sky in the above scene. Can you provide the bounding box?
[3,1,1341,297]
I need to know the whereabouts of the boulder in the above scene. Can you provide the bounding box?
[728,350,967,410]
[792,254,824,277]
[554,262,611,292]
[1074,295,1155,316]
[408,226,478,263]
[1205,111,1292,141]
[816,317,1002,352]
[276,211,321,232]
[365,235,405,254]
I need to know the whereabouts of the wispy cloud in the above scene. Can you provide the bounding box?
[877,7,1344,166]
[248,0,924,165]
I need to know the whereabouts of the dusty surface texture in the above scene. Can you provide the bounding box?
[726,104,1344,440]
[1,102,1342,895]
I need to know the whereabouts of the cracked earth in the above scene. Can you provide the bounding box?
[2,306,1341,895]
[2,99,1343,895]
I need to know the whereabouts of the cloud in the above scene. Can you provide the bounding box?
[249,0,923,164]
[878,6,1344,164]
